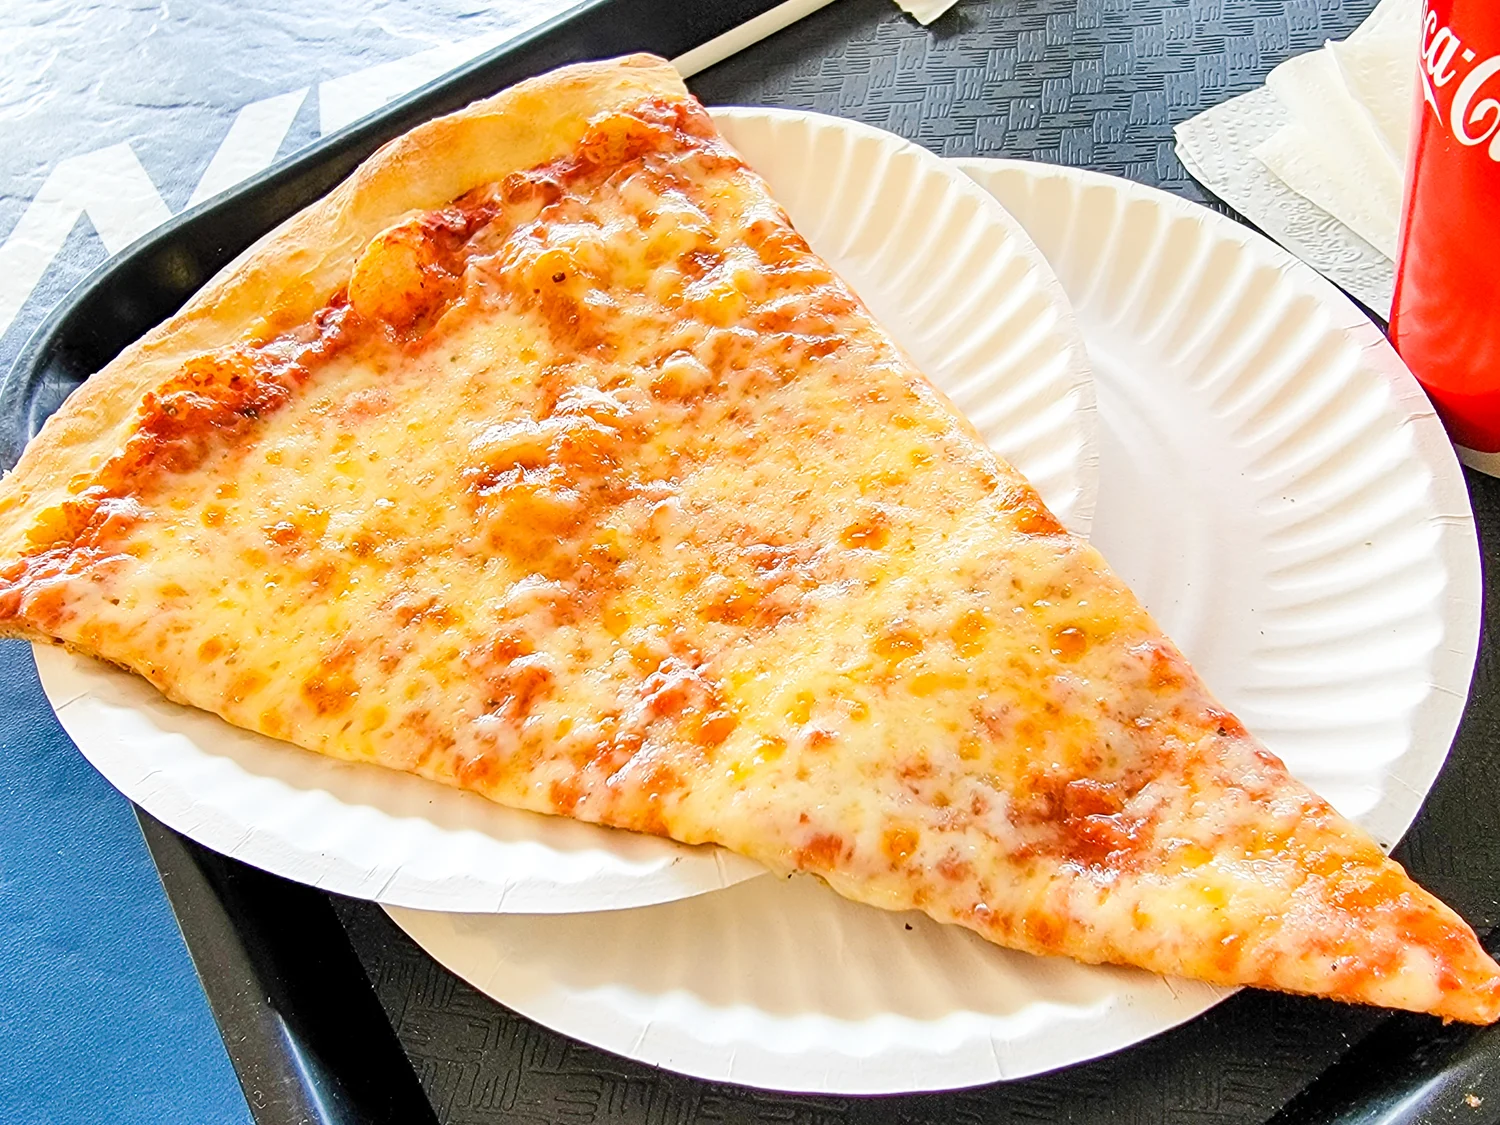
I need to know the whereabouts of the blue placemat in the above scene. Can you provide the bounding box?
[0,650,248,1125]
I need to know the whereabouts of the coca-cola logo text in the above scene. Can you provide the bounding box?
[1420,1,1500,160]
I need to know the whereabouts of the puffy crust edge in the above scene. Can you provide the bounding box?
[0,54,689,583]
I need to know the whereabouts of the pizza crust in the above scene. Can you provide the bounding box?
[0,54,688,575]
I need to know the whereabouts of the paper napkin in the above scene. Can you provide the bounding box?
[896,0,959,26]
[1174,0,1419,315]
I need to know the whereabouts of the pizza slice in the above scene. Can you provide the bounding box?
[1,55,1495,1023]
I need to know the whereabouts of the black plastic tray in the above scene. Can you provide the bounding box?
[7,1,1500,1123]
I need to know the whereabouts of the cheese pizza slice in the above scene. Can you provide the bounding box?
[1,56,1495,1022]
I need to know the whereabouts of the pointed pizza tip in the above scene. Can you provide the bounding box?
[1356,882,1500,1025]
[1434,944,1500,1024]
[1357,927,1500,1025]
[1227,839,1500,1024]
[1290,836,1500,1025]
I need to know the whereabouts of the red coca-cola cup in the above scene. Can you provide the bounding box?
[1390,0,1500,457]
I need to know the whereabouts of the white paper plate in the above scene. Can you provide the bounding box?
[386,160,1481,1091]
[32,111,1098,913]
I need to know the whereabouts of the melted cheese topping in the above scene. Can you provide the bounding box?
[4,94,1497,1023]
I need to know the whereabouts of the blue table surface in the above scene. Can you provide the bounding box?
[0,645,248,1125]
[0,3,570,1121]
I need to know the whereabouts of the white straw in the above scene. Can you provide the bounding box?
[672,0,843,78]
